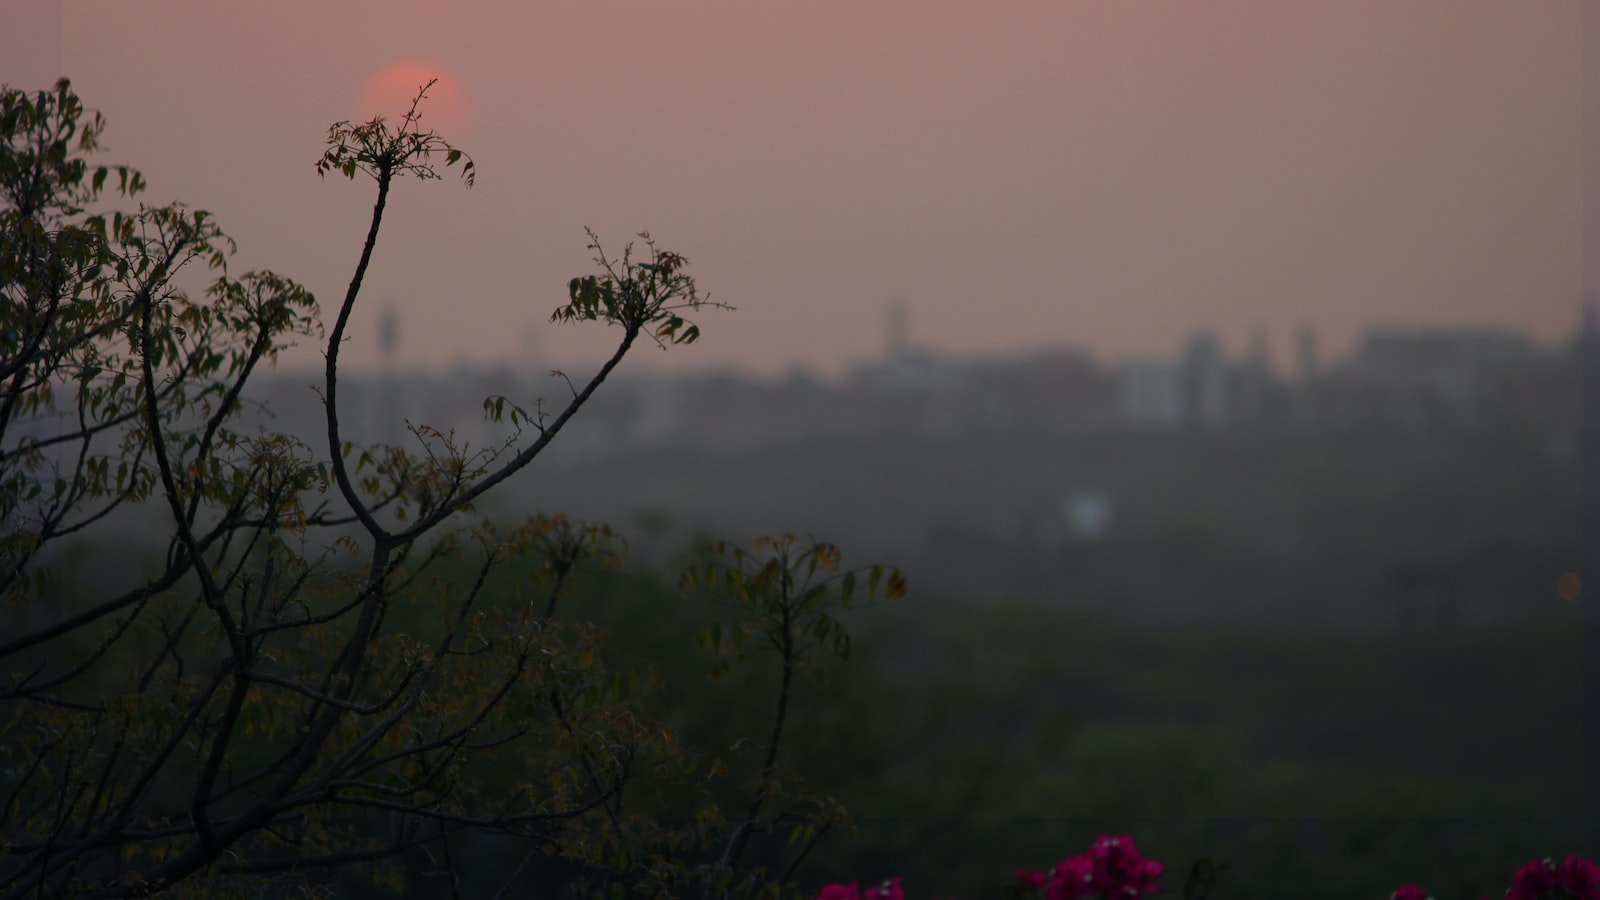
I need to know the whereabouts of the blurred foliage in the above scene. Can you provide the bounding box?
[26,515,1574,898]
[521,557,1579,900]
[0,78,890,899]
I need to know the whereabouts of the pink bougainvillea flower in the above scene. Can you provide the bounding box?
[1508,858,1562,900]
[820,847,1600,900]
[1087,835,1163,897]
[1029,836,1167,899]
[1045,855,1097,900]
[1556,855,1600,900]
[1120,858,1164,896]
[864,877,904,900]
[817,883,862,900]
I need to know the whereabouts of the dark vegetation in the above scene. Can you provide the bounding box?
[0,79,902,898]
[556,561,1581,900]
[24,517,1583,898]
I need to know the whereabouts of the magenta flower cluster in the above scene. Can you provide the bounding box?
[816,876,904,900]
[816,844,1600,900]
[1504,855,1600,900]
[1015,835,1164,900]
[815,835,1162,900]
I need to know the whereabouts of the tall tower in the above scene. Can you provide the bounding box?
[886,301,908,360]
[1296,324,1319,382]
[1248,326,1269,372]
[379,306,399,364]
[377,306,400,446]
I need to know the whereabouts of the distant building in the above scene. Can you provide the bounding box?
[1315,327,1544,431]
[1117,359,1184,427]
[233,320,1575,455]
[1115,330,1279,429]
[850,349,967,394]
[1184,332,1230,427]
[1296,324,1319,382]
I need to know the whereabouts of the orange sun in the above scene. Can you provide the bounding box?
[355,59,472,141]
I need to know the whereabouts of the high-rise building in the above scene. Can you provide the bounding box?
[1296,324,1319,382]
[885,301,908,359]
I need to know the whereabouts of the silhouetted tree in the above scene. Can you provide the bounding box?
[0,79,901,899]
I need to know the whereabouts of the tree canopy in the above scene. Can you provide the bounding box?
[0,78,901,899]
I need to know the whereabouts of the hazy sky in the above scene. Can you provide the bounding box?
[2,2,1583,377]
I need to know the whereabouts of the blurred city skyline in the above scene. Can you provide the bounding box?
[1,1,1582,377]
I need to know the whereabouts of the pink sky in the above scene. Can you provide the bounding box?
[3,1,1583,376]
